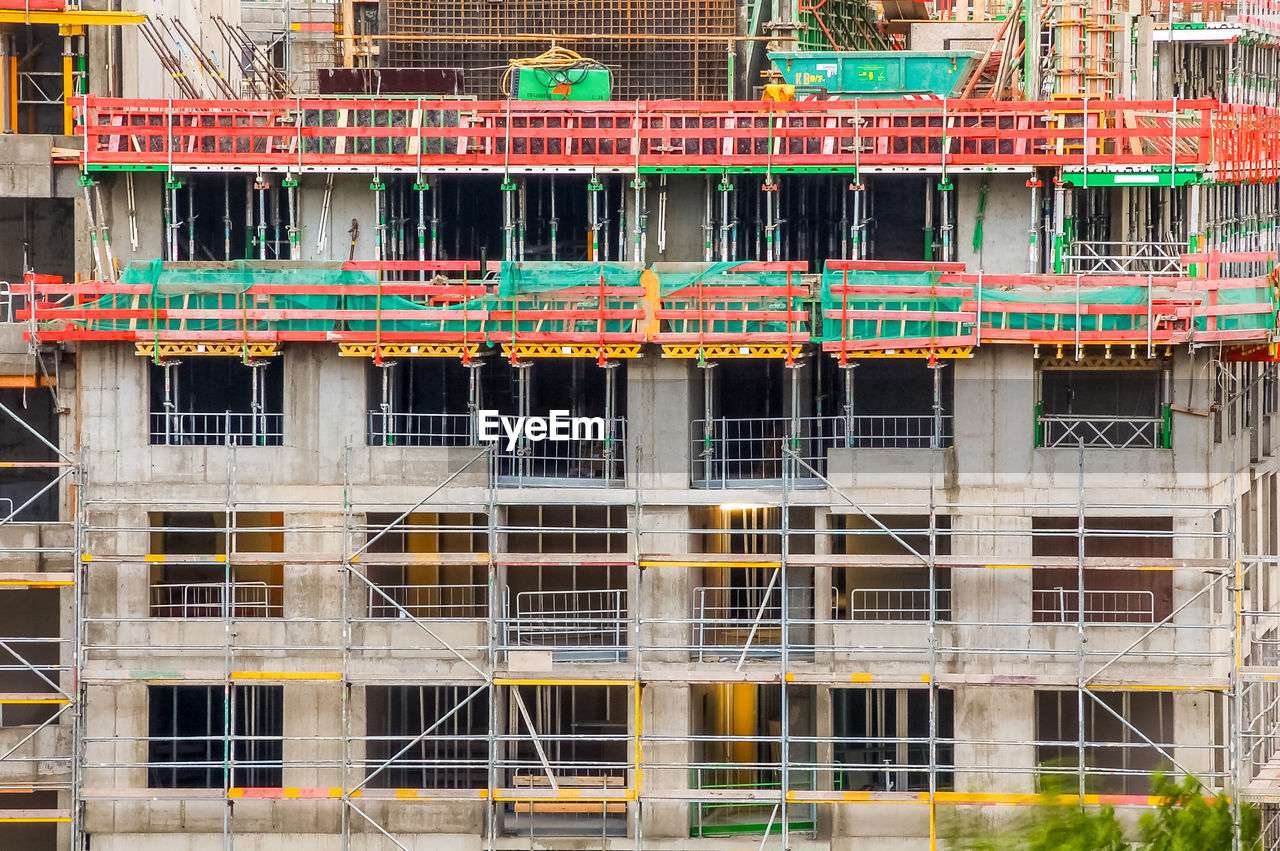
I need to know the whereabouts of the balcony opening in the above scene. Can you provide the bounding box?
[501,684,630,837]
[845,360,954,448]
[832,566,951,622]
[503,564,628,661]
[149,356,284,446]
[1037,364,1168,449]
[0,791,58,849]
[361,512,488,618]
[0,588,63,726]
[480,359,626,486]
[830,513,951,557]
[690,683,816,837]
[504,504,628,554]
[1032,568,1172,624]
[365,685,488,789]
[694,561,814,660]
[832,687,953,792]
[365,359,473,446]
[0,388,58,522]
[147,685,283,788]
[1035,689,1174,795]
[148,512,284,618]
[692,359,839,487]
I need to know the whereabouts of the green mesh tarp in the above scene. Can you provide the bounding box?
[62,260,488,337]
[659,262,804,336]
[488,262,646,337]
[819,268,967,342]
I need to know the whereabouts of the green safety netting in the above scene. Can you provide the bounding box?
[658,262,805,336]
[819,269,967,342]
[487,261,647,337]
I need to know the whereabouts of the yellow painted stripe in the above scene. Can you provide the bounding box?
[850,673,873,683]
[0,698,69,704]
[0,580,73,587]
[0,817,72,823]
[229,672,342,681]
[81,555,92,562]
[144,554,228,562]
[493,678,636,687]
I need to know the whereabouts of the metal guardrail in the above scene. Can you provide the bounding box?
[847,588,952,621]
[1032,588,1156,624]
[494,417,626,487]
[501,588,627,660]
[150,581,282,618]
[149,411,283,446]
[366,411,472,447]
[1065,241,1184,276]
[504,588,627,654]
[1037,413,1167,449]
[692,416,844,487]
[694,584,782,660]
[848,415,954,449]
[366,583,487,619]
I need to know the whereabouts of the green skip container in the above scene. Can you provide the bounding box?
[768,50,982,98]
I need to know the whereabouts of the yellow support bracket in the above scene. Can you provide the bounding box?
[338,342,481,359]
[136,341,278,359]
[0,9,144,24]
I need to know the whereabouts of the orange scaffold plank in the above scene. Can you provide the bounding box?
[76,96,1273,176]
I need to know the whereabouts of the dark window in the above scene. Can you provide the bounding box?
[832,688,954,792]
[148,685,283,788]
[1035,689,1174,795]
[0,388,58,522]
[365,685,488,788]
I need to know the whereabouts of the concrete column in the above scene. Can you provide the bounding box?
[627,357,692,490]
[639,682,690,840]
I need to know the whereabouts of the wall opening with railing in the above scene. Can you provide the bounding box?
[694,505,816,556]
[1037,363,1169,449]
[148,356,284,446]
[833,567,952,621]
[504,504,628,554]
[846,358,954,449]
[503,563,628,661]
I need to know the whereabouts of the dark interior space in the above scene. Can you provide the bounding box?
[148,357,285,445]
[714,359,787,419]
[830,513,952,556]
[366,685,488,788]
[1032,516,1174,558]
[1041,368,1161,417]
[832,687,953,791]
[0,387,58,522]
[0,588,62,725]
[868,176,930,261]
[1035,689,1173,795]
[148,685,283,788]
[847,359,954,447]
[505,504,628,553]
[0,198,75,285]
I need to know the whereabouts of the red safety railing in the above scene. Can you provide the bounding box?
[79,96,1263,175]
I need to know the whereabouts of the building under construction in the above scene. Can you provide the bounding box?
[2,0,1280,847]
